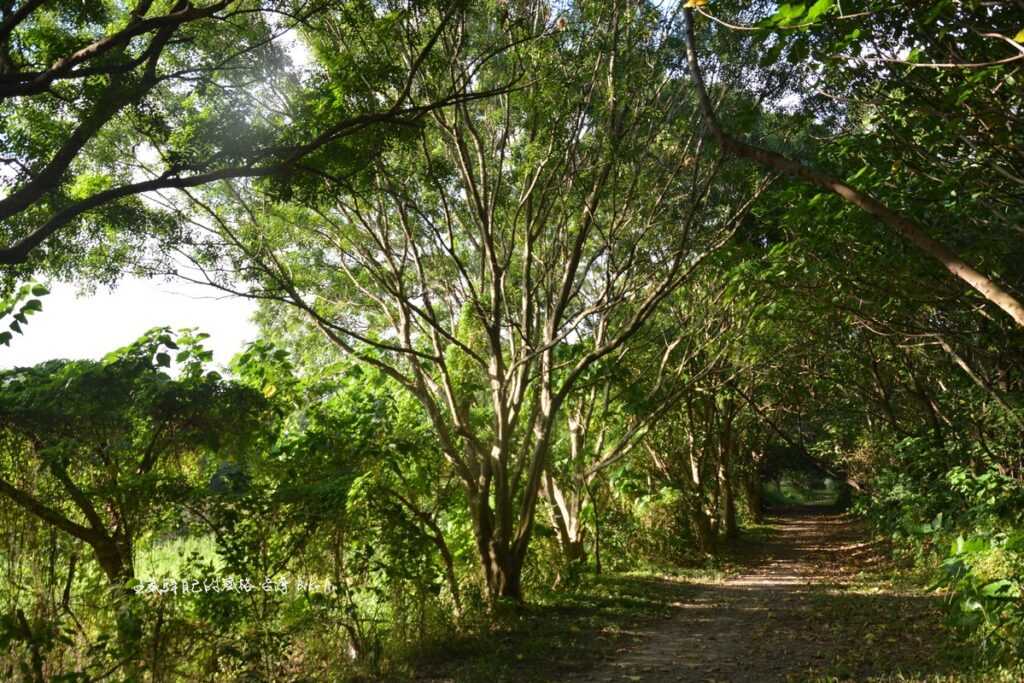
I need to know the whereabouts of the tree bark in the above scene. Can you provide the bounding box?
[719,415,739,540]
[742,472,763,523]
[469,489,527,602]
[94,538,133,586]
[482,544,524,600]
[686,500,717,555]
[542,471,588,566]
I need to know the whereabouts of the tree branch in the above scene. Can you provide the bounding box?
[681,8,1024,329]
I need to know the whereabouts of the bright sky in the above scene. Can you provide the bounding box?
[0,278,258,370]
[0,29,305,372]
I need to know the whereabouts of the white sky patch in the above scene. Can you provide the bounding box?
[2,16,314,373]
[282,27,314,71]
[1,278,258,370]
[776,92,802,112]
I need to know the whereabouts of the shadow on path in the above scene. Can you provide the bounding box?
[567,509,962,682]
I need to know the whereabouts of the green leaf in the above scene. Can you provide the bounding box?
[804,0,833,22]
[156,352,171,367]
[980,579,1018,598]
[776,3,806,23]
[21,299,43,313]
[848,165,870,182]
[1005,531,1024,552]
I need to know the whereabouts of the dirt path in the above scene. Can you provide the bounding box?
[569,509,961,682]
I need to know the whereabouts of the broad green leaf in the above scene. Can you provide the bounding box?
[804,0,833,22]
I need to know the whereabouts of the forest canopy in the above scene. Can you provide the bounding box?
[1,0,1023,680]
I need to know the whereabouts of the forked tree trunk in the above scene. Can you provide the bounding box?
[542,472,588,566]
[682,430,718,555]
[480,541,524,600]
[468,487,529,602]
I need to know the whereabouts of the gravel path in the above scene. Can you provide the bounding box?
[568,509,959,682]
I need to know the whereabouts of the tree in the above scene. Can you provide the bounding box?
[539,260,759,564]
[0,0,492,287]
[680,4,1024,328]
[170,0,767,599]
[0,327,268,584]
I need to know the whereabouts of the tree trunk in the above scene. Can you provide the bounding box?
[469,489,526,602]
[93,538,133,586]
[720,463,738,540]
[742,473,763,523]
[718,426,738,540]
[438,541,463,618]
[542,472,588,566]
[482,543,523,600]
[686,500,717,555]
[835,480,854,510]
[591,489,602,575]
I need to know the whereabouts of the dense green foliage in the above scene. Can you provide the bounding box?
[1,0,1023,680]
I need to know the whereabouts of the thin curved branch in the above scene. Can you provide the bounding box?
[681,8,1024,329]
